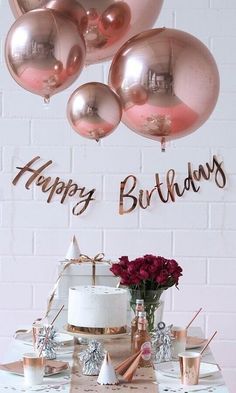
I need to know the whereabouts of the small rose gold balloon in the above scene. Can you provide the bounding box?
[5,9,86,101]
[98,2,131,39]
[109,28,220,150]
[67,82,122,141]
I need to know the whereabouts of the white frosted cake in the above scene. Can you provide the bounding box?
[67,285,127,334]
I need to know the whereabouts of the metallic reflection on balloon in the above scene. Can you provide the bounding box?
[9,0,164,65]
[82,0,164,64]
[5,9,86,101]
[44,0,88,33]
[109,28,220,150]
[9,0,48,15]
[67,82,122,141]
[9,0,88,33]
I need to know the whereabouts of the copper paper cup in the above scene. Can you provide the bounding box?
[171,326,187,358]
[178,351,201,385]
[23,353,45,386]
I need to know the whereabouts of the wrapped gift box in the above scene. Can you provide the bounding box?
[56,260,118,298]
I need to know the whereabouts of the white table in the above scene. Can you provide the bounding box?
[0,328,229,393]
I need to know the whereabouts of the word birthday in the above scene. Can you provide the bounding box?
[12,156,96,215]
[119,155,226,215]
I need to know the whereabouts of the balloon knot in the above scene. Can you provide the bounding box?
[44,95,50,104]
[161,137,166,152]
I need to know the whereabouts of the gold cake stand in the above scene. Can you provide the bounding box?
[63,324,128,340]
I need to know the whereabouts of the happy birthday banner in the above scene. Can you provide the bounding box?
[12,155,226,216]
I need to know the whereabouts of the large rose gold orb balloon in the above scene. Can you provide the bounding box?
[9,0,88,33]
[9,0,164,65]
[9,0,48,15]
[109,28,220,150]
[5,9,86,101]
[67,82,122,141]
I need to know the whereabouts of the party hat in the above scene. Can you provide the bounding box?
[115,350,142,382]
[97,352,119,385]
[65,235,81,260]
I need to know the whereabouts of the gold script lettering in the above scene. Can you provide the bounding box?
[119,155,226,215]
[12,156,96,215]
[119,175,138,214]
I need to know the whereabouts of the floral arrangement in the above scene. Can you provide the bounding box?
[110,254,183,331]
[110,254,182,290]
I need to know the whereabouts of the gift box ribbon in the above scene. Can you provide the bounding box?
[45,253,109,318]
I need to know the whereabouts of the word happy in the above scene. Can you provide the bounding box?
[12,156,96,215]
[119,155,226,215]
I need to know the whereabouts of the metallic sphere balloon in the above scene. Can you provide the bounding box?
[9,0,164,65]
[109,28,220,149]
[5,9,86,101]
[67,82,122,141]
[9,0,48,15]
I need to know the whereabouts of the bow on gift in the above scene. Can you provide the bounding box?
[45,253,109,319]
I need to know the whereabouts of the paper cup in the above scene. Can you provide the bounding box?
[23,353,44,386]
[171,326,187,358]
[179,351,201,385]
[32,321,44,352]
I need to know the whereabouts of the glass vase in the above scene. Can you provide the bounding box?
[129,288,164,332]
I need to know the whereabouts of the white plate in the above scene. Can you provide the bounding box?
[14,332,74,353]
[158,361,220,379]
[15,332,73,345]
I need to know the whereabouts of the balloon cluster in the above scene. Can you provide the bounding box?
[5,1,219,147]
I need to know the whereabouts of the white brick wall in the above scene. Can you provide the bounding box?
[0,1,236,391]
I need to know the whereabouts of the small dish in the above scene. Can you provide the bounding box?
[54,333,74,345]
[157,360,220,379]
[0,359,69,377]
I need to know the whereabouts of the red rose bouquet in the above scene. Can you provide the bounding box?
[110,254,183,331]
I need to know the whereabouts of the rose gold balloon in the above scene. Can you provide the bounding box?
[109,28,220,149]
[9,0,164,65]
[98,2,131,39]
[67,82,122,141]
[81,0,164,64]
[5,9,86,101]
[9,0,88,33]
